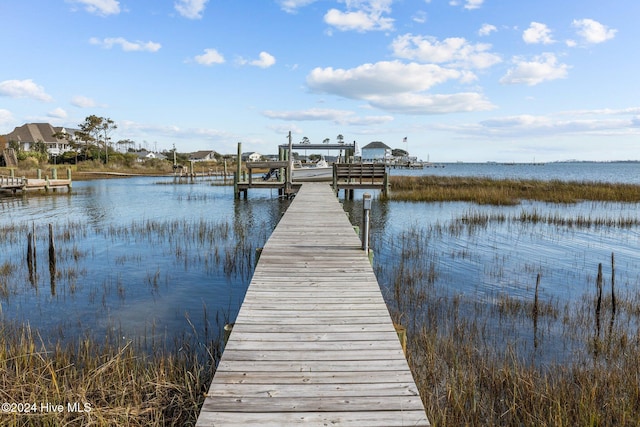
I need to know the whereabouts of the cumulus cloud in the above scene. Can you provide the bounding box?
[262,108,393,125]
[391,34,501,69]
[523,22,555,44]
[306,61,494,114]
[572,19,617,44]
[90,37,161,52]
[239,52,276,68]
[500,53,569,86]
[194,48,225,66]
[175,0,209,19]
[0,79,53,102]
[324,0,394,32]
[478,23,497,36]
[307,61,464,98]
[67,0,120,16]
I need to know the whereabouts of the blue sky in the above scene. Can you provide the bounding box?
[1,0,638,162]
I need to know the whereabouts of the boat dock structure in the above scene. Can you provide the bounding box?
[0,168,72,194]
[196,182,429,426]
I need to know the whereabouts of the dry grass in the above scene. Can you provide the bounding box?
[0,323,218,426]
[389,175,640,205]
[379,220,640,426]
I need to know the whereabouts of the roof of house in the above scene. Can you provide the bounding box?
[362,141,391,150]
[189,150,217,159]
[5,123,63,143]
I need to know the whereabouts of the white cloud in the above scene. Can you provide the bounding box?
[71,95,97,108]
[263,108,393,125]
[412,11,427,24]
[277,0,318,13]
[472,112,640,138]
[253,52,276,68]
[194,49,225,66]
[324,0,394,32]
[463,0,483,10]
[367,92,495,114]
[48,108,68,119]
[391,34,501,69]
[307,61,493,114]
[0,79,53,102]
[175,0,209,19]
[478,23,497,36]
[307,61,464,99]
[449,0,483,10]
[500,53,569,86]
[67,0,120,16]
[0,109,15,126]
[90,37,161,52]
[572,19,617,44]
[523,22,555,44]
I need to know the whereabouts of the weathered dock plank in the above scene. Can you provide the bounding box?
[196,182,429,426]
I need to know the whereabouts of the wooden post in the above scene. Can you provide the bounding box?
[37,169,42,179]
[236,142,242,182]
[286,131,293,196]
[48,223,56,295]
[362,193,372,252]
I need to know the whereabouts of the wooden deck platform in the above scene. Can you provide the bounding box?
[0,174,72,193]
[197,182,429,426]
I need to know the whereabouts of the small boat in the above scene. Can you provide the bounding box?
[292,157,332,181]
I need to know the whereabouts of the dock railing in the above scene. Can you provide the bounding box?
[332,162,389,199]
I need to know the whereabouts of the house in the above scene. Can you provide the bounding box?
[241,152,262,162]
[361,141,391,162]
[189,150,218,162]
[135,151,167,163]
[3,123,74,156]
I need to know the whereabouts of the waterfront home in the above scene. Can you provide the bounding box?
[3,123,76,157]
[361,141,392,162]
[189,150,218,162]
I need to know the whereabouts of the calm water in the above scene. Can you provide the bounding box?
[1,163,639,359]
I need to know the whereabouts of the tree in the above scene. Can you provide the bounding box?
[301,137,310,144]
[337,134,344,144]
[322,138,330,144]
[77,115,117,163]
[392,148,409,158]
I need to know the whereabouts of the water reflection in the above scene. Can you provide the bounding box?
[0,177,285,350]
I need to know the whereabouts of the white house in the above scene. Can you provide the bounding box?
[361,141,391,162]
[242,152,262,162]
[135,151,167,162]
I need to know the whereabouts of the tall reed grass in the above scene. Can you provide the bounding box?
[375,216,640,426]
[389,175,640,205]
[0,323,219,426]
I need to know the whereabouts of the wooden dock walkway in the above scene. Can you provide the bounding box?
[197,182,429,426]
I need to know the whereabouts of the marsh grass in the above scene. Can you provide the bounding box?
[378,216,640,426]
[0,210,270,425]
[0,322,218,426]
[389,175,640,205]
